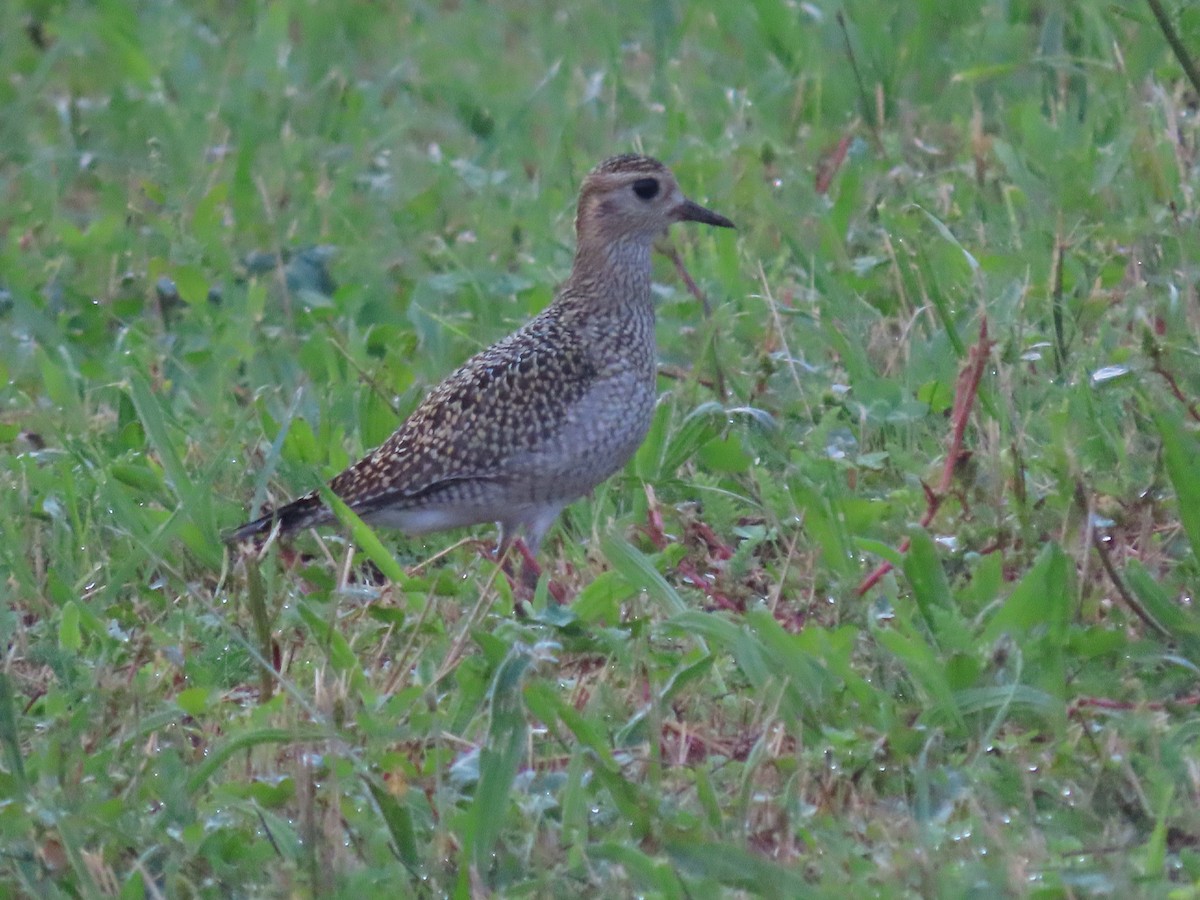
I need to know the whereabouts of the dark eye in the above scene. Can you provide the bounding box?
[632,178,660,200]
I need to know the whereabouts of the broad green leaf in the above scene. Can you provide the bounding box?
[694,765,722,830]
[296,602,360,675]
[1125,560,1200,662]
[175,687,211,717]
[282,417,322,465]
[1155,410,1200,561]
[365,776,421,875]
[982,542,1071,642]
[746,610,833,706]
[664,610,742,646]
[174,264,208,306]
[250,804,303,861]
[589,764,652,839]
[662,402,724,474]
[872,600,965,728]
[471,650,532,869]
[40,349,79,413]
[903,528,954,629]
[572,569,635,624]
[789,480,853,577]
[657,655,714,705]
[853,537,905,569]
[697,432,752,473]
[524,680,617,766]
[59,601,82,652]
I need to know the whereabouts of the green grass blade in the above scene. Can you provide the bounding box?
[365,775,421,875]
[186,727,333,796]
[319,484,412,588]
[664,839,813,898]
[601,533,688,617]
[0,673,27,789]
[903,528,954,627]
[1154,409,1200,561]
[471,649,532,872]
[126,369,191,503]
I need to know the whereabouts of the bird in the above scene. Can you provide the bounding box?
[226,154,735,558]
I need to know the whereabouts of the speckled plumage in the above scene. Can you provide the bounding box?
[227,154,734,553]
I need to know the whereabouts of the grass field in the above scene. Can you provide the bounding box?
[4,0,1200,895]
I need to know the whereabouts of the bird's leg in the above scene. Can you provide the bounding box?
[490,528,533,612]
[513,537,542,583]
[512,539,569,605]
[494,526,517,565]
[499,537,540,600]
[491,533,569,608]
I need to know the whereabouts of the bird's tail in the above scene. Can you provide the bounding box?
[223,491,329,545]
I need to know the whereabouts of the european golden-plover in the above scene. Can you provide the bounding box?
[227,154,734,554]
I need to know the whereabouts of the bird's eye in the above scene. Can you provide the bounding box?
[632,178,660,200]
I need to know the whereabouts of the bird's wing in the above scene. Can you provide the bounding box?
[329,314,598,511]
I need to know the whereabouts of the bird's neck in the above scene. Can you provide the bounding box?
[566,234,653,309]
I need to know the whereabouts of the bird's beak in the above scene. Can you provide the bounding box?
[674,198,736,229]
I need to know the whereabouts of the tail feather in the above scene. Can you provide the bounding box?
[224,491,330,544]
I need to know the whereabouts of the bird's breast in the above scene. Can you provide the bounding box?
[504,364,658,501]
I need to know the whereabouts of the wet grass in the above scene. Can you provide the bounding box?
[4,0,1200,895]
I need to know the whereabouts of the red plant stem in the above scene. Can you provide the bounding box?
[856,318,991,596]
[1150,358,1200,423]
[1071,693,1200,712]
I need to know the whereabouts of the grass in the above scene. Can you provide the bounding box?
[3,0,1200,895]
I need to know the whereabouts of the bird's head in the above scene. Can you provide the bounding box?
[574,154,735,250]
